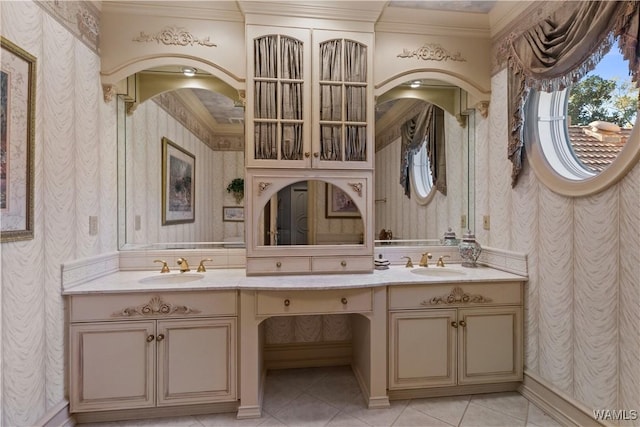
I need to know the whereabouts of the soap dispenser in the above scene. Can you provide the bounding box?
[458,229,482,267]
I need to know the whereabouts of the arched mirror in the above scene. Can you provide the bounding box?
[374,79,477,244]
[256,179,365,246]
[117,66,245,249]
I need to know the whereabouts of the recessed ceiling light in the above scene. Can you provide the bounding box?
[182,67,196,77]
[410,80,421,88]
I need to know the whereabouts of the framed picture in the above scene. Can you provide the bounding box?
[326,183,360,218]
[223,206,244,222]
[162,137,195,225]
[1,37,36,243]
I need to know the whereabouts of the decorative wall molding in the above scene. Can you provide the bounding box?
[476,101,490,118]
[102,84,117,103]
[397,43,466,62]
[348,183,363,197]
[112,295,201,317]
[258,182,272,195]
[153,93,244,151]
[35,1,100,54]
[132,26,217,47]
[424,286,492,306]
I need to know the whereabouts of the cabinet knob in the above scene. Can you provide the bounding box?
[451,321,458,328]
[341,297,348,305]
[459,320,467,328]
[341,260,347,267]
[305,152,311,158]
[146,335,155,342]
[284,298,291,307]
[313,152,319,158]
[156,334,165,342]
[276,261,282,268]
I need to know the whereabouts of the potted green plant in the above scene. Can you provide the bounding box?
[226,178,244,204]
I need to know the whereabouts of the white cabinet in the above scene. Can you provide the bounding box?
[69,292,237,413]
[388,282,523,392]
[246,26,373,170]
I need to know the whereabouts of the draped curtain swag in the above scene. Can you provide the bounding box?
[507,1,640,186]
[400,104,447,198]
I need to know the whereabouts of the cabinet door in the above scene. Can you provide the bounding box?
[389,310,457,389]
[156,318,237,406]
[70,321,156,412]
[313,30,373,169]
[246,26,311,168]
[458,307,523,384]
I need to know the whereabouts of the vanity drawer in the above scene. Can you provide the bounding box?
[256,288,373,316]
[311,256,373,273]
[389,282,522,310]
[70,291,237,322]
[246,257,311,275]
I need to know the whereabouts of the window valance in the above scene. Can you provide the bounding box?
[400,104,447,198]
[507,1,640,186]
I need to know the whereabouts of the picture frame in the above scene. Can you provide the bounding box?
[162,137,195,225]
[1,37,36,243]
[223,206,244,222]
[325,183,360,218]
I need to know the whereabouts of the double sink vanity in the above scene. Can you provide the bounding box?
[63,248,527,423]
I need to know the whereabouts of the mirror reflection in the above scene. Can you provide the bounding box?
[118,70,476,249]
[257,180,364,246]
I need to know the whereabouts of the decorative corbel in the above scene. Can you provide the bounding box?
[348,183,363,197]
[476,101,490,118]
[258,182,272,196]
[102,84,117,103]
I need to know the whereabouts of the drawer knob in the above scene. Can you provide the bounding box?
[313,152,319,158]
[146,335,155,342]
[459,320,467,328]
[156,334,165,342]
[284,299,290,307]
[305,152,311,158]
[451,321,458,328]
[341,260,347,267]
[276,261,282,268]
[341,297,348,305]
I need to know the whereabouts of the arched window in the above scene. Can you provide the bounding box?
[411,136,435,204]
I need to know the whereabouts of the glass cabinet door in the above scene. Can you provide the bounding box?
[248,27,311,168]
[314,31,372,169]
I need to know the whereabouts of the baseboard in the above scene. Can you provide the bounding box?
[264,341,351,370]
[388,382,520,401]
[519,372,605,427]
[36,400,75,427]
[73,401,238,424]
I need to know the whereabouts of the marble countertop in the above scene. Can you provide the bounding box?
[62,264,527,295]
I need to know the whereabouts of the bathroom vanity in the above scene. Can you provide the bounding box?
[63,260,526,423]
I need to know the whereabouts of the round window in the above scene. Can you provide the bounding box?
[525,44,640,196]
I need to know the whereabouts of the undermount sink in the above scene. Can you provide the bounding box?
[139,273,204,284]
[410,267,466,277]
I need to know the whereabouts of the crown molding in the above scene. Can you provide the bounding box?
[238,1,386,23]
[101,1,244,22]
[376,6,491,38]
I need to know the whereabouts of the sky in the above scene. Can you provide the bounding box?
[587,46,629,81]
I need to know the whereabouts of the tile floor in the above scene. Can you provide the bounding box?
[80,366,564,427]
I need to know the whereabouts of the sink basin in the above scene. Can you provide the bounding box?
[139,273,204,284]
[410,268,466,277]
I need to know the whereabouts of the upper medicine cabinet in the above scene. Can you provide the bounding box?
[246,26,374,170]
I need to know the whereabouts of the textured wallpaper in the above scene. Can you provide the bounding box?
[484,69,640,415]
[1,2,118,425]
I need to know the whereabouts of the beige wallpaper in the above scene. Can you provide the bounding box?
[1,1,118,425]
[481,69,640,416]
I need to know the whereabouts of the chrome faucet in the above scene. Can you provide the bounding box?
[177,257,190,273]
[436,255,451,267]
[419,252,432,267]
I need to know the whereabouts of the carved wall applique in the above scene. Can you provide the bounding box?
[112,296,201,317]
[397,43,466,62]
[258,182,272,195]
[423,286,492,305]
[348,182,363,197]
[133,26,217,47]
